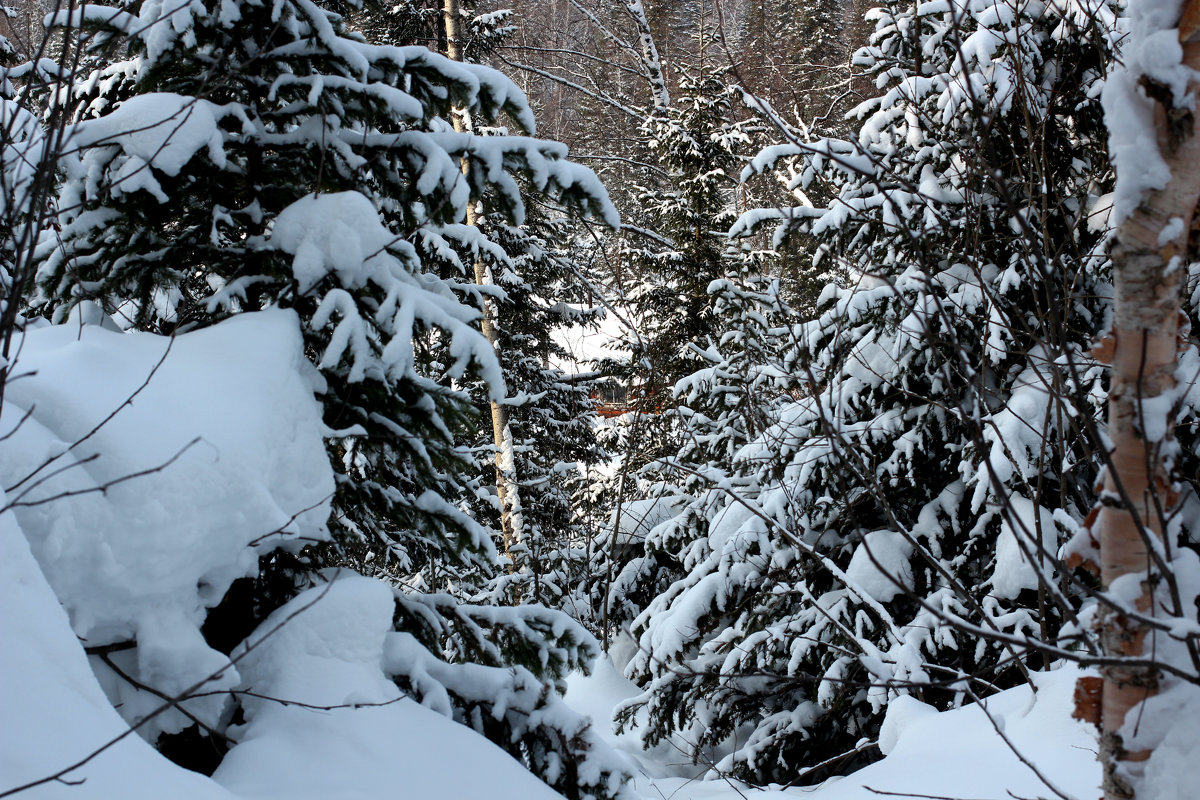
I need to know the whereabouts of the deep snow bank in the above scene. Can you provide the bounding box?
[0,312,568,800]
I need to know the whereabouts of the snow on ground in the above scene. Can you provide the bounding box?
[563,656,701,783]
[567,659,1100,800]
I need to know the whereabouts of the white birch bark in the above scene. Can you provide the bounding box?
[1097,3,1200,797]
[624,0,670,109]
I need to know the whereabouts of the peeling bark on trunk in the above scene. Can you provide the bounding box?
[1098,12,1200,799]
[443,0,526,563]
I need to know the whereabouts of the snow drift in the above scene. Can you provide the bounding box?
[0,311,569,800]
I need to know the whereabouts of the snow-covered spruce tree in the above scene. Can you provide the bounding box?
[603,270,800,634]
[588,63,763,635]
[595,62,754,539]
[33,2,629,797]
[0,17,72,392]
[611,0,1119,784]
[402,165,609,618]
[621,66,748,399]
[670,257,800,473]
[0,60,40,328]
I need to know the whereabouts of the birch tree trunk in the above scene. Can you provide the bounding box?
[624,0,669,109]
[442,0,526,563]
[1099,4,1200,797]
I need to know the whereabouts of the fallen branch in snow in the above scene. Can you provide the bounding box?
[4,335,175,495]
[81,640,136,655]
[193,688,407,714]
[1,436,201,511]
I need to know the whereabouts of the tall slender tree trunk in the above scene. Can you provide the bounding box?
[443,0,526,564]
[1098,5,1200,797]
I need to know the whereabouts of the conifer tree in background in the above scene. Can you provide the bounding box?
[0,14,56,404]
[603,270,798,634]
[32,0,630,795]
[589,58,763,633]
[619,65,748,413]
[356,0,512,68]
[609,0,1121,784]
[732,0,846,125]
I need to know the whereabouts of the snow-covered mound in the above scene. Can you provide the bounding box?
[2,310,331,634]
[0,312,568,800]
[0,310,332,739]
[0,504,573,800]
[0,501,235,799]
[213,574,564,800]
[834,668,1097,800]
